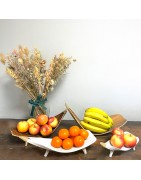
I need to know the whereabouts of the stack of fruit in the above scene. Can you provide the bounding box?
[51,126,89,150]
[110,127,137,148]
[80,107,113,133]
[16,114,59,137]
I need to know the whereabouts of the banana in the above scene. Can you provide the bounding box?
[108,116,113,125]
[80,121,107,133]
[84,111,109,124]
[85,107,108,118]
[108,122,113,127]
[83,117,111,130]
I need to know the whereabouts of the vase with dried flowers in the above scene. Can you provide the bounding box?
[0,46,75,118]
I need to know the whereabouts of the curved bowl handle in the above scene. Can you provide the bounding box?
[65,103,84,129]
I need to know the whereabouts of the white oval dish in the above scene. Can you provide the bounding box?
[19,130,96,157]
[100,131,139,157]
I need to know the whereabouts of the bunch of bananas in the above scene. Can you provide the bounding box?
[80,107,113,133]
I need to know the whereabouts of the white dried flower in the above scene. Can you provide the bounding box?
[50,80,54,85]
[18,58,23,64]
[50,87,54,91]
[36,53,41,58]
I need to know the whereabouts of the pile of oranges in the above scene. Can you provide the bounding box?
[51,125,89,150]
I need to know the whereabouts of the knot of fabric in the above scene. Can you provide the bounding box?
[28,95,47,117]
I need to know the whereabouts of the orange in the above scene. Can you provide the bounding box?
[58,129,70,139]
[70,136,75,141]
[79,129,89,140]
[62,138,73,150]
[73,135,84,147]
[51,136,62,148]
[70,136,75,146]
[69,126,80,137]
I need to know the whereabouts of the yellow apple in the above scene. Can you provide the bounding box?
[27,118,37,127]
[40,124,52,137]
[29,123,40,135]
[110,134,124,148]
[17,121,29,133]
[124,133,137,148]
[48,117,58,128]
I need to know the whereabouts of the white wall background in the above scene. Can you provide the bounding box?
[0,20,141,121]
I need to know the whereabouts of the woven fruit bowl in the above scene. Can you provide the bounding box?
[65,104,127,136]
[11,109,67,138]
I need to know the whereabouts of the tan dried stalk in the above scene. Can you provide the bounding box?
[0,46,75,117]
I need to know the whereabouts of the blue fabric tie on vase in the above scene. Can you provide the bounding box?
[28,95,47,117]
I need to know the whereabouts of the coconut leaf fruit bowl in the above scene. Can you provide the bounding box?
[65,104,127,136]
[11,109,67,138]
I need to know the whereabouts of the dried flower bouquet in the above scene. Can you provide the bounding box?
[0,46,75,117]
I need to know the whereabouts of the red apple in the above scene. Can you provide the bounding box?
[29,123,40,135]
[110,134,124,148]
[40,124,52,137]
[123,133,137,148]
[36,114,48,126]
[48,117,58,128]
[27,118,36,127]
[112,127,124,137]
